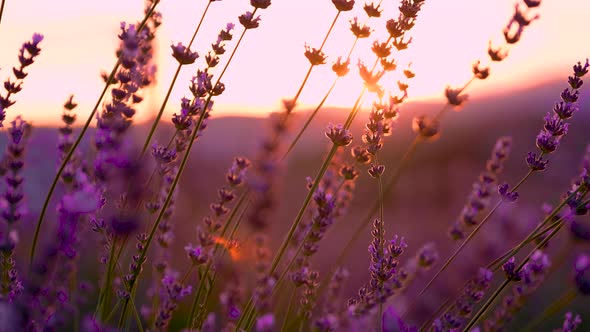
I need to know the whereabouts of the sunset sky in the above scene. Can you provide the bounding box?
[0,0,588,125]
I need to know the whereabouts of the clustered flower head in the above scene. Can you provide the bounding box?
[185,157,250,267]
[239,11,261,30]
[555,312,582,332]
[250,0,272,9]
[171,43,199,65]
[527,59,588,172]
[364,2,382,17]
[326,123,353,147]
[332,0,355,12]
[433,268,493,331]
[0,116,31,302]
[445,85,469,108]
[449,137,512,240]
[0,34,44,126]
[412,114,439,138]
[574,253,590,295]
[358,60,385,96]
[348,219,407,317]
[486,0,542,63]
[350,17,371,38]
[385,0,425,50]
[332,57,351,77]
[484,251,550,330]
[304,44,328,66]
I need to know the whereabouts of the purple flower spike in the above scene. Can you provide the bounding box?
[574,254,590,295]
[332,0,355,12]
[573,58,589,77]
[326,123,353,146]
[170,43,199,65]
[502,257,522,281]
[498,183,519,202]
[383,306,417,332]
[535,131,559,154]
[556,312,582,332]
[239,11,261,29]
[526,152,548,171]
[250,0,272,9]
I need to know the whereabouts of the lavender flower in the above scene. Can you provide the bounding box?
[350,17,371,38]
[332,0,355,12]
[445,86,468,107]
[412,115,439,138]
[0,34,43,126]
[171,43,199,65]
[0,117,31,302]
[485,251,550,330]
[326,123,353,147]
[364,2,382,17]
[348,220,406,317]
[498,183,519,202]
[433,268,493,331]
[304,44,328,66]
[527,59,588,171]
[449,137,512,240]
[574,254,590,295]
[154,271,192,329]
[250,0,272,9]
[554,312,582,332]
[358,60,385,95]
[239,11,261,29]
[332,57,351,77]
[473,60,490,80]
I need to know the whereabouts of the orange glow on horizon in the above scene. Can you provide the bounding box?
[0,0,587,125]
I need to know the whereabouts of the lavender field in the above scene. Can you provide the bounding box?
[0,0,589,331]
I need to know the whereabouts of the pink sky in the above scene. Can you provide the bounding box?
[0,0,588,125]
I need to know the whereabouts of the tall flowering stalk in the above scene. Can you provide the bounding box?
[117,2,270,323]
[284,0,385,157]
[331,0,543,281]
[413,57,589,317]
[348,219,406,327]
[246,0,353,234]
[0,0,5,26]
[0,33,43,126]
[431,267,494,331]
[449,137,512,240]
[141,0,222,154]
[30,0,161,267]
[464,175,590,330]
[482,251,550,331]
[0,117,30,303]
[184,157,250,328]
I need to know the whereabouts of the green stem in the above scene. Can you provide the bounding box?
[282,77,338,159]
[463,221,565,331]
[414,169,536,302]
[421,189,586,330]
[187,265,211,327]
[236,145,339,331]
[291,11,340,107]
[269,145,338,274]
[0,0,5,26]
[317,137,422,298]
[120,12,256,323]
[522,288,577,332]
[99,236,119,320]
[280,287,298,332]
[29,0,160,270]
[141,0,213,154]
[487,186,582,271]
